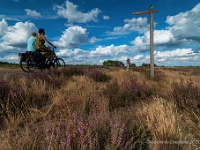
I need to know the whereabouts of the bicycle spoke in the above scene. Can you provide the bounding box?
[55,58,65,69]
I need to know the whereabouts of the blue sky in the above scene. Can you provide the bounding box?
[0,0,200,66]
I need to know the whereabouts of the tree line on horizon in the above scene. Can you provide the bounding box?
[0,60,159,67]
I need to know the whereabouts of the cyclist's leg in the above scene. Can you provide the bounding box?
[45,49,55,64]
[37,47,54,67]
[35,50,46,62]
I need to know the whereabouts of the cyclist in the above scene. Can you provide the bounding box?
[126,58,131,71]
[26,32,38,61]
[35,28,56,64]
[27,32,37,51]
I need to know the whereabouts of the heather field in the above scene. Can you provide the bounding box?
[0,66,200,150]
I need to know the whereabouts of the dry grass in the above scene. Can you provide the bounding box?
[52,75,109,114]
[0,67,21,72]
[0,66,200,149]
[138,98,189,150]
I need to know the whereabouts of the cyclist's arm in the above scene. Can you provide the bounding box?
[41,35,56,48]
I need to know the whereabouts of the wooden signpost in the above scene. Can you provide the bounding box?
[133,4,158,77]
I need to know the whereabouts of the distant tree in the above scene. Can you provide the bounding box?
[0,61,9,65]
[131,63,136,67]
[103,60,124,66]
[141,63,150,67]
[141,63,157,67]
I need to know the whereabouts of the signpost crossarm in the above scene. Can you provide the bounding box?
[133,11,150,15]
[133,10,158,15]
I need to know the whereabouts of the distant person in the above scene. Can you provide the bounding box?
[126,58,131,71]
[27,32,37,51]
[35,28,56,63]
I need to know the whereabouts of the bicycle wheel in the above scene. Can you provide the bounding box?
[55,58,65,69]
[27,57,37,72]
[44,58,55,71]
[20,60,29,72]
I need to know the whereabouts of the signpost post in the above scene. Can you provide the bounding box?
[133,4,158,77]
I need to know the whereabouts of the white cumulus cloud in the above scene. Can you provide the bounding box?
[53,0,100,23]
[55,26,90,48]
[107,17,149,35]
[154,30,174,45]
[155,48,193,58]
[25,9,41,17]
[166,3,200,42]
[103,15,110,20]
[133,54,143,60]
[89,44,133,57]
[131,29,174,51]
[1,20,37,48]
[154,48,196,65]
[0,19,8,36]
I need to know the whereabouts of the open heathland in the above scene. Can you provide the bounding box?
[0,66,200,150]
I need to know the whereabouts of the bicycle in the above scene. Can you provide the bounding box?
[19,48,65,72]
[19,51,33,72]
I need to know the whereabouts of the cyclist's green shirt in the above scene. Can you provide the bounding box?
[35,35,54,58]
[35,35,46,51]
